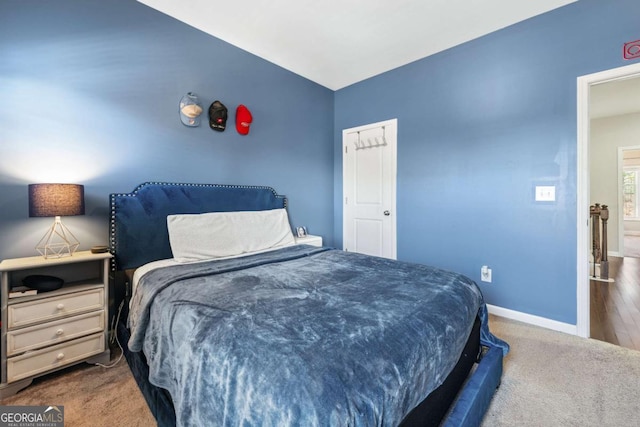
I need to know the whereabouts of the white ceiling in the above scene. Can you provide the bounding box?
[138,0,576,90]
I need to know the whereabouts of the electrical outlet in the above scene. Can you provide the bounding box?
[481,265,492,283]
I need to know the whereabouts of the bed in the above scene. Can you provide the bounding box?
[109,182,508,427]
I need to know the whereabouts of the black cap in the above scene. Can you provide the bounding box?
[208,101,228,132]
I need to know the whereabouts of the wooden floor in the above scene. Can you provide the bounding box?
[590,256,640,351]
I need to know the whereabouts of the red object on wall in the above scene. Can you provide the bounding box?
[623,39,640,60]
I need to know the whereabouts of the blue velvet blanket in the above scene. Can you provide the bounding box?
[128,245,508,426]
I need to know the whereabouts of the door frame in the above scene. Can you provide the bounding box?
[576,62,640,338]
[342,118,398,259]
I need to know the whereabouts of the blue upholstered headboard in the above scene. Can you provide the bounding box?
[109,182,287,270]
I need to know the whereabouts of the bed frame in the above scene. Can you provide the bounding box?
[110,182,503,427]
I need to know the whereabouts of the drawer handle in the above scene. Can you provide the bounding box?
[56,353,65,361]
[56,303,64,310]
[56,329,64,336]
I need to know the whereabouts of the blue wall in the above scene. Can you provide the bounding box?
[3,0,640,325]
[334,0,640,324]
[0,0,335,260]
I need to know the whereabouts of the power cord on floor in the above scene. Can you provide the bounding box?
[90,299,125,369]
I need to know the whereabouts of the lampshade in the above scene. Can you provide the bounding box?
[28,183,85,258]
[28,184,85,217]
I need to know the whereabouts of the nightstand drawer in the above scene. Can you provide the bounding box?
[7,333,105,383]
[7,310,105,356]
[8,288,104,329]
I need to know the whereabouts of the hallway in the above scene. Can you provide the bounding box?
[590,256,640,351]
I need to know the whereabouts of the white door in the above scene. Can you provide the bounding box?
[343,119,397,259]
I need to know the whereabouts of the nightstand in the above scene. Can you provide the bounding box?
[0,251,112,398]
[295,235,323,247]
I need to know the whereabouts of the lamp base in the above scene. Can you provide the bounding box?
[36,216,80,259]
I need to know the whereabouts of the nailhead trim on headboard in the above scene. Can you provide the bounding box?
[109,182,287,271]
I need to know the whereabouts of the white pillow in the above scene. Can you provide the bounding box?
[167,208,296,262]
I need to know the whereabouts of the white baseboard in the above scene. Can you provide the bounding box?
[487,304,577,335]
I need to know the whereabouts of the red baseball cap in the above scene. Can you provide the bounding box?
[236,105,252,135]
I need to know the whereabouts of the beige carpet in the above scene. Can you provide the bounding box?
[483,316,640,426]
[0,352,155,426]
[2,316,639,426]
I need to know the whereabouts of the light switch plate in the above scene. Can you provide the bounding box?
[535,185,556,202]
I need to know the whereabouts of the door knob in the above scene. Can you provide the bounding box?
[383,210,390,216]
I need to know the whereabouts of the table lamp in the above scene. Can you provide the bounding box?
[28,183,85,258]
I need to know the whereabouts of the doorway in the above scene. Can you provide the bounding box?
[577,62,640,349]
